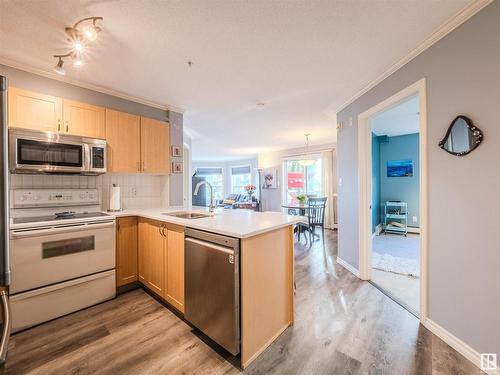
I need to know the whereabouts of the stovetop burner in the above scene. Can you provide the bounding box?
[13,212,111,224]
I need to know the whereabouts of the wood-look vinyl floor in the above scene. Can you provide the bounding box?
[5,230,483,375]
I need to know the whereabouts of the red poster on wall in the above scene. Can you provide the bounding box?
[288,172,304,188]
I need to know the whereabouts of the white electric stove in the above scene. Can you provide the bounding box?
[9,189,116,332]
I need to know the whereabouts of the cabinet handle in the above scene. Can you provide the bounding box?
[65,121,69,132]
[57,120,61,132]
[158,225,162,236]
[142,161,146,171]
[137,161,141,172]
[117,221,120,231]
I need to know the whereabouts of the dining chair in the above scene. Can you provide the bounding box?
[298,197,327,243]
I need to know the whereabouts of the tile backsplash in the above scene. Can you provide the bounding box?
[10,173,170,210]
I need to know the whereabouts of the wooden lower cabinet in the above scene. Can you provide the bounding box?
[138,218,165,296]
[136,218,184,313]
[116,217,138,287]
[164,226,185,313]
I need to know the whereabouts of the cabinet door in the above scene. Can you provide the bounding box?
[8,87,62,131]
[105,109,141,173]
[116,217,138,287]
[138,218,165,296]
[164,226,185,313]
[140,117,170,174]
[63,99,105,139]
[138,218,149,284]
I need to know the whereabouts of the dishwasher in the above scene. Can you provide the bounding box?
[184,228,240,355]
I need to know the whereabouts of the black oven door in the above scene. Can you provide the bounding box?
[15,138,85,173]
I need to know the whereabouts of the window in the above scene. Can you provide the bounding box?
[195,167,224,203]
[231,165,252,194]
[284,157,322,204]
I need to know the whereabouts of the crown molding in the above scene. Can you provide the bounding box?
[336,0,493,113]
[0,56,185,114]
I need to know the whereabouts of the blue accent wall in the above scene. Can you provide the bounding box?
[379,133,420,226]
[371,133,381,232]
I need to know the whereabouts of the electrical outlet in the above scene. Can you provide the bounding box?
[130,187,137,197]
[412,216,417,223]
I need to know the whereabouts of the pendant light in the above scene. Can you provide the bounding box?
[299,133,316,167]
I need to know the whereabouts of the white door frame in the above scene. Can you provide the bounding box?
[357,78,428,321]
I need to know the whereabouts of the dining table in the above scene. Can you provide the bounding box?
[281,203,315,240]
[281,203,313,216]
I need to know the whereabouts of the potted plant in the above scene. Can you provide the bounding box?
[244,184,256,201]
[296,194,307,205]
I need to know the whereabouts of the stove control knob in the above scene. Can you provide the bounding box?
[89,193,95,199]
[33,195,40,201]
[79,193,85,199]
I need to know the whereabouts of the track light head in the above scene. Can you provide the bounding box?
[53,57,66,75]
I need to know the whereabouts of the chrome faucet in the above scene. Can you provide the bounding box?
[194,180,215,213]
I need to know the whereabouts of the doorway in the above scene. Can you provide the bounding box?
[357,79,428,321]
[370,95,421,315]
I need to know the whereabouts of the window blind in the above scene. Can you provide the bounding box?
[196,167,223,175]
[231,165,251,175]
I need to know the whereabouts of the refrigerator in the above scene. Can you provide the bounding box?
[0,75,12,365]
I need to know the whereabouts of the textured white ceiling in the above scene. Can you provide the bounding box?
[0,0,470,160]
[371,95,420,137]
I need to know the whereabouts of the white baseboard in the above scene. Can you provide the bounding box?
[377,225,421,234]
[372,224,383,238]
[423,318,499,374]
[336,257,360,277]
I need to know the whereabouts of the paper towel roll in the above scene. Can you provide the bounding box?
[109,184,121,211]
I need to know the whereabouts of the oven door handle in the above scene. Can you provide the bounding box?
[10,221,115,239]
[0,291,11,366]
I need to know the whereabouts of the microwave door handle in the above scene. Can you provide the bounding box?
[83,144,91,171]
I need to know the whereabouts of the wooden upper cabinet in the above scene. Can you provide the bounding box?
[140,117,170,174]
[106,109,141,173]
[116,217,138,287]
[138,218,165,296]
[8,87,62,132]
[164,226,185,313]
[63,99,105,139]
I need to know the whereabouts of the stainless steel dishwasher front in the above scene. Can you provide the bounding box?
[184,228,240,355]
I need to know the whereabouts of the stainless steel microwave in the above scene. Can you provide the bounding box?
[9,129,107,175]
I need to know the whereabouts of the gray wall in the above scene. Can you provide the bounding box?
[337,1,499,362]
[168,111,184,206]
[0,64,167,121]
[0,64,185,206]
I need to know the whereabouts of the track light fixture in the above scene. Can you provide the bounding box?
[52,17,103,74]
[54,57,65,75]
[65,17,103,44]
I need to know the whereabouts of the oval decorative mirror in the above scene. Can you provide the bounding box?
[439,115,483,156]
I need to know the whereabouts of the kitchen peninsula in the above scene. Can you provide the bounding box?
[113,207,303,369]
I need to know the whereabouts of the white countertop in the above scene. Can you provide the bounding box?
[112,206,305,238]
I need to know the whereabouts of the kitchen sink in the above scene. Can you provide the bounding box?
[162,211,212,219]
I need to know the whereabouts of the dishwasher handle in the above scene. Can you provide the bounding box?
[185,237,234,255]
